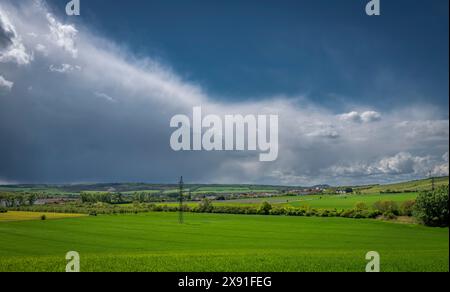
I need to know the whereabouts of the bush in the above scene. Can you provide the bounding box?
[0,206,7,213]
[89,211,98,216]
[258,202,272,215]
[340,209,355,218]
[305,208,318,217]
[400,200,416,217]
[355,202,368,211]
[414,186,449,227]
[383,211,397,220]
[318,209,332,217]
[270,207,286,215]
[368,210,382,219]
[196,199,214,213]
[373,200,399,215]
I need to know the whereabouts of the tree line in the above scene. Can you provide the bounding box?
[0,193,38,207]
[79,192,177,204]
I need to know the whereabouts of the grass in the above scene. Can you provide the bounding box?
[284,193,419,209]
[0,211,87,222]
[0,212,447,272]
[161,187,278,195]
[153,192,419,210]
[121,190,161,195]
[193,187,278,194]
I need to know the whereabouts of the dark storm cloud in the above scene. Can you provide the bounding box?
[0,0,448,185]
[0,21,14,49]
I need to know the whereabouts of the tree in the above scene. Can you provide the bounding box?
[400,200,416,217]
[27,194,37,206]
[258,201,272,215]
[414,186,449,227]
[0,193,6,207]
[373,200,399,215]
[17,195,26,206]
[198,199,214,213]
[5,194,16,207]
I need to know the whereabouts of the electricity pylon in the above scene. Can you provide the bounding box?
[179,176,184,224]
[429,171,435,191]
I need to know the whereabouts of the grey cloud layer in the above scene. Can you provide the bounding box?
[0,0,448,185]
[0,74,12,91]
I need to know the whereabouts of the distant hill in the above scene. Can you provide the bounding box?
[355,177,449,194]
[0,183,303,195]
[0,177,447,196]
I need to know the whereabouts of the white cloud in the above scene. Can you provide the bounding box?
[0,75,13,91]
[432,152,449,177]
[339,110,381,123]
[49,63,81,73]
[377,152,422,175]
[35,43,47,54]
[46,13,78,58]
[339,111,361,123]
[396,120,449,141]
[94,91,115,102]
[361,111,381,123]
[326,152,449,178]
[443,152,449,162]
[306,128,340,139]
[0,7,33,65]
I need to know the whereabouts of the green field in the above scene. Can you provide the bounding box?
[284,193,418,209]
[0,212,448,272]
[121,190,161,195]
[160,187,278,195]
[358,177,449,194]
[193,187,278,194]
[153,192,419,210]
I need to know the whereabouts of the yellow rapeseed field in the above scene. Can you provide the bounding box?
[0,211,86,222]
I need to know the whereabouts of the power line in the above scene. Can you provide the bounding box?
[428,171,435,191]
[179,176,184,224]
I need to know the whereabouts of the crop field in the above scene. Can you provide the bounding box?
[161,187,279,195]
[121,190,161,195]
[0,211,86,222]
[193,187,278,194]
[0,212,448,272]
[153,192,419,210]
[357,177,449,194]
[283,193,418,209]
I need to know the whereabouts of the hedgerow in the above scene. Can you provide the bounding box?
[6,197,424,221]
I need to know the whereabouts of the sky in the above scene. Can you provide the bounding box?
[0,0,448,186]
